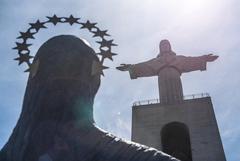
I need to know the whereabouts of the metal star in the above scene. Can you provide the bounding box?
[97,39,117,49]
[24,65,32,72]
[97,49,117,61]
[92,28,110,38]
[29,20,47,32]
[80,20,97,31]
[17,30,35,41]
[65,15,80,25]
[46,14,62,25]
[24,64,33,73]
[13,42,32,52]
[25,59,40,79]
[14,53,33,65]
[91,60,109,76]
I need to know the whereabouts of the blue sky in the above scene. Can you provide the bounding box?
[0,0,239,160]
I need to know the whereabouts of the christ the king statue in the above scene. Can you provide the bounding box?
[117,39,218,104]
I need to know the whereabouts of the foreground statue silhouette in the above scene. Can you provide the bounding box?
[0,35,178,161]
[117,40,218,104]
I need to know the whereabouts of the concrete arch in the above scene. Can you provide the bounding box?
[161,122,192,161]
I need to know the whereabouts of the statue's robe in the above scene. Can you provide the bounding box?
[38,123,179,161]
[128,53,207,103]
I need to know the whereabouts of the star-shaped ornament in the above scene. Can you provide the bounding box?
[97,39,117,49]
[24,59,40,77]
[29,20,47,32]
[65,15,80,25]
[92,28,110,38]
[91,60,109,76]
[17,30,35,41]
[13,42,32,52]
[47,15,62,25]
[80,20,97,31]
[97,49,117,61]
[14,53,33,65]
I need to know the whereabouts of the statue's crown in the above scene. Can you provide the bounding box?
[13,15,117,76]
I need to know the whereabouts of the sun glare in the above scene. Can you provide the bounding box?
[146,0,219,31]
[181,0,209,12]
[143,0,215,17]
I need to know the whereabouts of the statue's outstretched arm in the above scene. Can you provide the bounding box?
[177,54,218,73]
[116,58,164,79]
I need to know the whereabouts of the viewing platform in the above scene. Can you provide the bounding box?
[133,93,210,106]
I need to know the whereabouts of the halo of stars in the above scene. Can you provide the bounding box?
[13,15,117,75]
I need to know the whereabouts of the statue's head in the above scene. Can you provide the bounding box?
[31,35,100,96]
[25,35,101,124]
[159,39,172,55]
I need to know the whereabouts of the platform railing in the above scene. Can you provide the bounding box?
[133,93,210,106]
